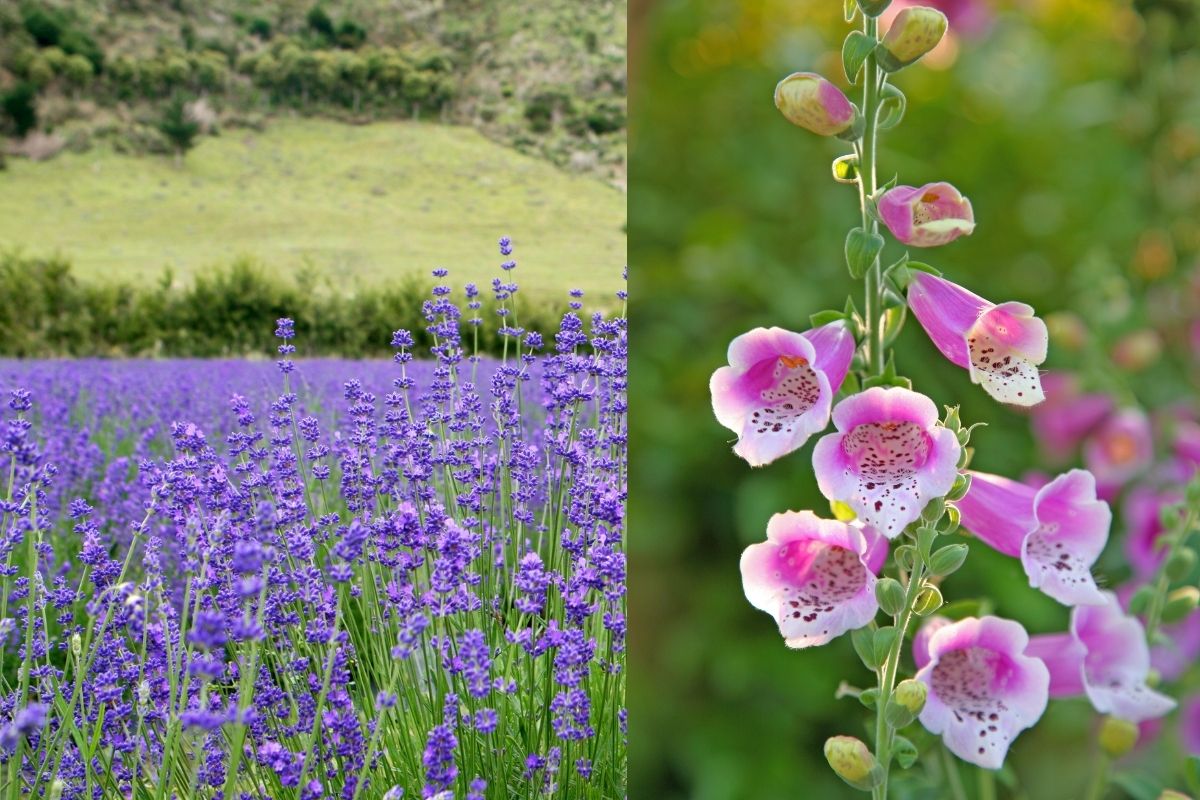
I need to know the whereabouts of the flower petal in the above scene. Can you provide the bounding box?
[966,303,1047,406]
[955,471,1037,558]
[1021,470,1110,606]
[1074,593,1176,723]
[1024,633,1086,697]
[907,272,990,369]
[802,321,856,396]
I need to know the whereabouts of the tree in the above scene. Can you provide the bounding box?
[158,96,200,165]
[1,83,38,137]
[306,5,333,41]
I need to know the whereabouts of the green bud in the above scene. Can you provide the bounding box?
[1129,585,1155,616]
[876,578,906,616]
[928,544,969,577]
[913,584,944,616]
[884,696,916,729]
[70,632,81,659]
[921,497,945,523]
[1162,586,1200,624]
[824,735,884,791]
[946,473,971,502]
[1098,716,1139,759]
[1166,548,1197,582]
[941,506,961,536]
[857,0,892,17]
[49,781,64,800]
[1147,667,1163,689]
[886,678,927,727]
[832,154,860,184]
[942,406,961,432]
[877,7,948,72]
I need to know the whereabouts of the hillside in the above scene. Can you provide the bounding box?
[0,117,627,299]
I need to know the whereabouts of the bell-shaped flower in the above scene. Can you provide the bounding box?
[1025,592,1175,723]
[773,72,856,137]
[878,183,974,247]
[907,272,1048,406]
[1083,409,1153,497]
[954,469,1110,606]
[1029,374,1114,463]
[711,322,855,467]
[914,616,1049,769]
[1123,485,1182,577]
[812,386,960,538]
[740,511,879,649]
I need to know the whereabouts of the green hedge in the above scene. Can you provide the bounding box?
[0,252,572,358]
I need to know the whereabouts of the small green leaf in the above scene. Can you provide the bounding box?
[842,31,877,84]
[844,0,859,22]
[876,578,905,617]
[859,687,880,709]
[916,526,937,563]
[845,227,885,280]
[1109,772,1164,800]
[905,260,941,277]
[1185,754,1200,796]
[810,309,846,328]
[882,305,906,346]
[892,735,918,769]
[852,626,879,670]
[873,625,898,668]
[894,544,917,573]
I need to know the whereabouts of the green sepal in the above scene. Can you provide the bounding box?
[877,84,907,130]
[859,687,880,709]
[913,584,944,616]
[835,107,867,142]
[811,309,846,328]
[844,0,859,22]
[894,544,917,573]
[876,578,906,617]
[941,505,961,536]
[862,353,911,390]
[884,697,916,729]
[946,472,971,502]
[892,735,918,769]
[916,526,937,563]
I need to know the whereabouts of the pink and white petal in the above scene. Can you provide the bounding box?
[913,616,953,671]
[782,578,878,648]
[710,365,747,431]
[802,321,856,394]
[1021,470,1111,606]
[915,426,962,500]
[955,471,1037,558]
[733,377,832,467]
[830,386,940,432]
[1181,696,1200,755]
[966,333,1046,406]
[1024,633,1087,697]
[976,302,1048,364]
[740,540,786,615]
[918,617,1049,769]
[858,524,889,574]
[907,272,990,369]
[878,185,922,244]
[727,327,815,371]
[831,426,934,536]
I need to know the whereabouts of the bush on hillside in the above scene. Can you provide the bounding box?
[1,82,38,136]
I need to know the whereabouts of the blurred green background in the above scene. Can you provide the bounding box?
[629,0,1200,797]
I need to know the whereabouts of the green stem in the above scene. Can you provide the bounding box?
[940,745,967,800]
[861,14,884,378]
[872,559,926,800]
[1144,505,1198,642]
[1085,754,1110,800]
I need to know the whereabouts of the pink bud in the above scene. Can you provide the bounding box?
[879,182,975,247]
[774,73,856,137]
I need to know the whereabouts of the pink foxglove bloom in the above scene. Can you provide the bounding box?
[773,73,856,137]
[710,322,855,467]
[1029,373,1113,463]
[1025,592,1175,723]
[812,386,960,538]
[1083,409,1153,497]
[878,183,974,248]
[1123,485,1182,577]
[907,272,1048,406]
[1182,696,1200,755]
[954,469,1110,606]
[740,511,879,648]
[914,616,1049,769]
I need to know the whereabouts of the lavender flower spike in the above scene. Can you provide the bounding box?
[1025,592,1175,723]
[878,182,974,247]
[907,271,1048,406]
[954,469,1110,606]
[740,511,879,648]
[710,322,855,467]
[812,386,960,538]
[915,616,1050,769]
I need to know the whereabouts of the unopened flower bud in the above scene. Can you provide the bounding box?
[1129,585,1155,616]
[878,7,948,72]
[824,735,883,791]
[1162,586,1200,624]
[1165,548,1197,582]
[48,780,64,800]
[70,633,81,659]
[876,578,906,616]
[858,0,892,16]
[138,680,150,708]
[1157,791,1191,800]
[774,72,857,137]
[1098,716,1139,758]
[928,544,968,577]
[893,679,927,715]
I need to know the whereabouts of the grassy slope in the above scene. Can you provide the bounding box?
[0,117,626,300]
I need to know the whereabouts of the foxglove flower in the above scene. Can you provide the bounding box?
[812,386,960,538]
[1029,373,1113,463]
[1025,592,1175,723]
[907,272,1047,406]
[711,322,855,467]
[740,511,879,648]
[878,183,974,247]
[773,73,856,137]
[954,469,1110,606]
[914,616,1049,769]
[878,6,949,71]
[1083,409,1153,496]
[1123,485,1182,577]
[1182,696,1200,755]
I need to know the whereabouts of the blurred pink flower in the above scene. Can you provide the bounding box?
[740,511,879,649]
[812,387,960,538]
[955,469,1110,606]
[884,0,994,39]
[915,616,1049,769]
[1029,373,1114,463]
[878,183,975,248]
[1123,485,1183,577]
[907,272,1048,406]
[1083,409,1154,498]
[1026,592,1175,724]
[1182,696,1200,755]
[710,322,855,467]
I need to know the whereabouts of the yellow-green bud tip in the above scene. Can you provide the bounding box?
[879,7,948,71]
[824,735,882,791]
[894,679,928,715]
[1098,716,1139,758]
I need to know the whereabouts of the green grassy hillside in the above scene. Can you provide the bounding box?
[0,117,626,299]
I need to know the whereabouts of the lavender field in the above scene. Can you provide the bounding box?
[0,271,627,798]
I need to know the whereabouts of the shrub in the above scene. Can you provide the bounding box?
[20,6,64,47]
[1,82,38,137]
[524,89,573,134]
[335,18,367,49]
[305,4,334,40]
[248,16,272,40]
[157,95,200,162]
